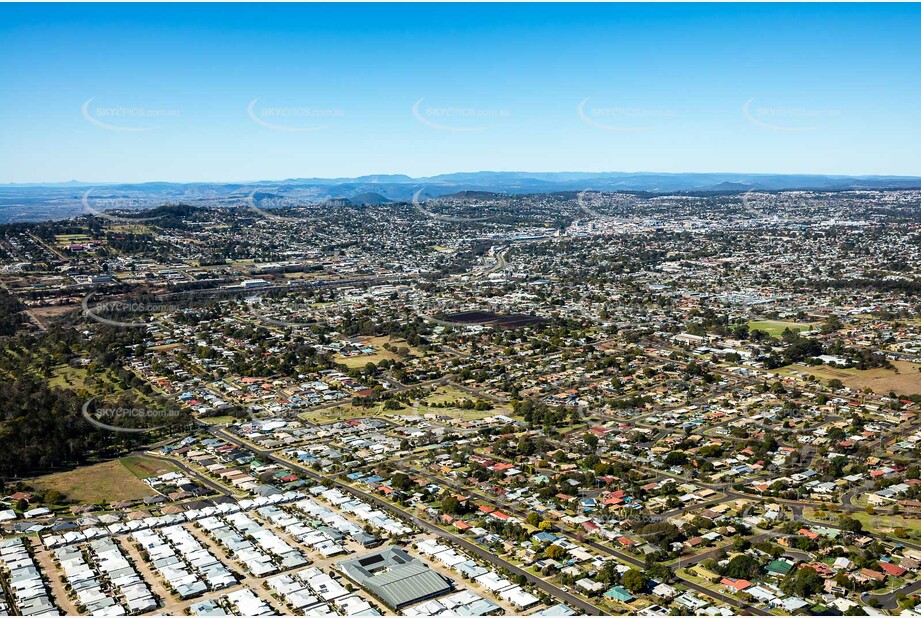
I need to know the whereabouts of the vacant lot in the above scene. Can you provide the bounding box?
[424,384,477,405]
[198,415,239,425]
[30,304,79,323]
[335,335,422,369]
[149,343,184,352]
[300,403,382,424]
[53,234,92,246]
[299,384,513,424]
[806,507,921,536]
[748,320,817,337]
[784,360,921,395]
[415,385,513,420]
[32,459,158,504]
[120,455,180,479]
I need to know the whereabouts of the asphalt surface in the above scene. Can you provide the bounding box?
[211,428,608,615]
[392,460,771,615]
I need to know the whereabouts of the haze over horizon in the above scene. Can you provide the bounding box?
[7,168,921,189]
[2,3,920,184]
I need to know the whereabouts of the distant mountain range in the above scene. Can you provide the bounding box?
[1,171,920,223]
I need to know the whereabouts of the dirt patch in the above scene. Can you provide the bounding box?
[32,459,157,504]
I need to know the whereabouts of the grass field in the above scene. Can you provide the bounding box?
[411,405,504,421]
[748,320,818,337]
[32,458,161,503]
[48,363,134,394]
[198,415,239,425]
[53,234,92,246]
[300,403,383,424]
[119,455,180,479]
[414,385,513,420]
[335,335,423,369]
[806,507,921,536]
[148,343,184,352]
[31,304,80,322]
[781,360,921,395]
[108,224,154,234]
[48,364,88,390]
[424,384,478,405]
[336,349,400,369]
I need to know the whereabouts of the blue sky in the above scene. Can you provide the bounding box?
[1,3,919,183]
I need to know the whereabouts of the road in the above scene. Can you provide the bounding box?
[144,449,232,497]
[209,427,607,615]
[390,459,770,615]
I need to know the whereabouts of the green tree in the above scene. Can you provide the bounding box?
[724,554,761,580]
[622,569,647,593]
[545,544,566,560]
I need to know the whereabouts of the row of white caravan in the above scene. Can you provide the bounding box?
[54,538,156,616]
[0,537,60,616]
[40,491,307,549]
[132,524,237,600]
[416,538,539,611]
[197,512,308,578]
[266,567,381,616]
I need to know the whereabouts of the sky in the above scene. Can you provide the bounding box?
[1,3,920,183]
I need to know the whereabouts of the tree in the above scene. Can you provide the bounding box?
[640,522,683,546]
[43,490,65,505]
[838,515,863,534]
[517,437,536,456]
[390,473,413,492]
[597,560,619,585]
[545,544,566,560]
[622,569,647,593]
[724,554,761,580]
[441,495,462,515]
[663,451,688,466]
[782,566,822,597]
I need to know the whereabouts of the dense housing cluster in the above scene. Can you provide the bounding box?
[0,189,920,616]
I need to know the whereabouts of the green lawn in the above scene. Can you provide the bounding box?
[198,415,239,425]
[119,455,180,479]
[747,320,817,337]
[806,507,921,536]
[48,364,89,389]
[299,403,383,424]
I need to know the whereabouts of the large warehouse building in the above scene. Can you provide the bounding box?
[338,546,454,610]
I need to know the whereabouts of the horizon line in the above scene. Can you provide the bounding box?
[5,169,921,187]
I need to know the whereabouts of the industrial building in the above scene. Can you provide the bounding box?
[338,547,454,610]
